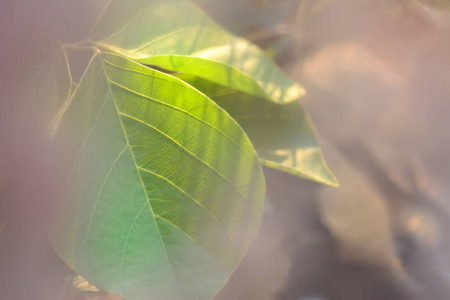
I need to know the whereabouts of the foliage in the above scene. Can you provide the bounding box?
[18,0,337,299]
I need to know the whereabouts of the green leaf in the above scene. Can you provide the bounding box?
[49,52,265,300]
[88,0,304,104]
[175,74,338,186]
[82,0,336,185]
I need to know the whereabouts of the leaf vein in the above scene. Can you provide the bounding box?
[120,200,148,279]
[101,67,252,159]
[119,111,247,201]
[85,145,128,242]
[137,166,235,244]
[154,215,227,274]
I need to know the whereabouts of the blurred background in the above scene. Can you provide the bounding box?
[206,1,450,299]
[2,0,450,299]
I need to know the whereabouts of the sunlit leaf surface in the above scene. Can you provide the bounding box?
[49,53,265,300]
[88,0,304,104]
[175,74,338,186]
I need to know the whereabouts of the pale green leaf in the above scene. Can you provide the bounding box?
[175,74,338,186]
[49,52,265,300]
[88,0,304,104]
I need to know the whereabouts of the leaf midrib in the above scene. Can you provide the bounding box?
[108,57,241,242]
[99,56,180,296]
[98,54,237,293]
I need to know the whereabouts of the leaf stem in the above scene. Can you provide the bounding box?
[64,40,97,50]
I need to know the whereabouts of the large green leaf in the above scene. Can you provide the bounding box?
[81,0,336,185]
[49,52,265,300]
[175,74,338,186]
[87,0,304,104]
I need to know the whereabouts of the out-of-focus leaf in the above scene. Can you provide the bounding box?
[26,0,109,43]
[88,0,304,104]
[176,74,337,186]
[317,140,402,271]
[423,0,450,11]
[19,39,74,132]
[49,53,265,300]
[191,0,290,35]
[388,0,450,12]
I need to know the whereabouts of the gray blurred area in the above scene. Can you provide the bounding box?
[210,0,450,299]
[0,1,114,299]
[2,0,450,299]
